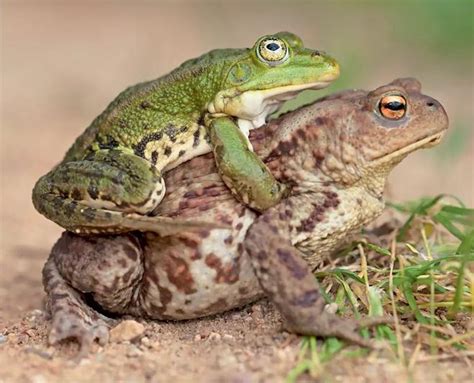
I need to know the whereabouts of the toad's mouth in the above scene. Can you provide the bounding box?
[371,131,446,165]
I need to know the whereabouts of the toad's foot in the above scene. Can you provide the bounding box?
[43,249,112,357]
[284,313,393,348]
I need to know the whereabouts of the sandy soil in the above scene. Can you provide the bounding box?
[1,3,473,382]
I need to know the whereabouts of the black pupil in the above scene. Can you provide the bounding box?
[384,101,405,111]
[266,42,280,51]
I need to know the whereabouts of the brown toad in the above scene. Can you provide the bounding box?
[42,78,447,354]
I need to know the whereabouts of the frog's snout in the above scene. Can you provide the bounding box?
[319,59,340,82]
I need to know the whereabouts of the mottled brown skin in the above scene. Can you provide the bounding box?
[42,78,448,355]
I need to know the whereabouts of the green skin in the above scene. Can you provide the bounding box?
[32,32,340,235]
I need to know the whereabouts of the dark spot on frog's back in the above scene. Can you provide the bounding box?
[164,146,172,157]
[70,188,83,201]
[192,129,200,147]
[82,207,96,221]
[165,124,177,142]
[87,184,99,200]
[151,150,159,165]
[134,131,164,158]
[140,100,152,109]
[99,136,119,151]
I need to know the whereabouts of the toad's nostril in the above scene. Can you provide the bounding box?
[427,102,434,107]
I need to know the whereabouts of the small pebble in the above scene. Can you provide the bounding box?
[25,329,36,338]
[216,353,238,368]
[230,312,243,321]
[31,375,47,383]
[7,333,18,344]
[194,334,202,341]
[0,335,6,344]
[325,302,338,315]
[28,309,44,317]
[222,334,235,343]
[140,336,151,347]
[150,341,160,351]
[126,346,143,358]
[208,332,221,341]
[110,320,145,343]
[25,346,53,360]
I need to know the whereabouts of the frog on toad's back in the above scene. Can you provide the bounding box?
[42,78,448,354]
[32,32,340,235]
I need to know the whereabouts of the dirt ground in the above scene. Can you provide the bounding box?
[1,2,473,382]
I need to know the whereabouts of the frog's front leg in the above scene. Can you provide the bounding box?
[207,116,288,212]
[243,200,389,347]
[33,149,171,234]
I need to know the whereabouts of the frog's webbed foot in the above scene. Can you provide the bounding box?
[207,116,288,211]
[43,255,112,357]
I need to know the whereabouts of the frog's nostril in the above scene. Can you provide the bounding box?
[427,102,434,107]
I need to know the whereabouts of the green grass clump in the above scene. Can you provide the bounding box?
[287,195,473,382]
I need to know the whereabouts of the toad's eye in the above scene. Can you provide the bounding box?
[257,38,289,66]
[378,95,407,120]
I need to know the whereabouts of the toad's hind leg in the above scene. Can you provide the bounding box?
[42,232,144,354]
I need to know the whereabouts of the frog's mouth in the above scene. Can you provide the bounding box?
[209,80,334,134]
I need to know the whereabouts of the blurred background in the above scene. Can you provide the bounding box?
[1,1,473,319]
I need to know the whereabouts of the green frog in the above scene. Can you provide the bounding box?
[32,32,340,235]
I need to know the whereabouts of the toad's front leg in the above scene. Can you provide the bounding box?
[42,232,144,355]
[243,200,389,347]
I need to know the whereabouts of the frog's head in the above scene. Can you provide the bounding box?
[207,32,340,129]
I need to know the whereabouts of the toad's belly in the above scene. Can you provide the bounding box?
[133,208,263,320]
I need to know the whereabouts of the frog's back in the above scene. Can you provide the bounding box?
[62,80,156,162]
[62,48,245,163]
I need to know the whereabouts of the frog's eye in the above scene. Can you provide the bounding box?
[256,38,289,66]
[378,94,407,120]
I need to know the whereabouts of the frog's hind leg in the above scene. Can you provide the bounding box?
[32,149,169,234]
[42,231,144,356]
